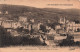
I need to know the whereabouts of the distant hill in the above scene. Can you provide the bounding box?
[0,4,80,23]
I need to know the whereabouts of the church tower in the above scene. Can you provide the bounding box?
[59,17,66,24]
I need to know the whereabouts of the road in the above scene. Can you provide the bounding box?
[0,46,80,52]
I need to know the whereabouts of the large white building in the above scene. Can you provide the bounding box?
[59,17,80,32]
[1,20,21,29]
[67,22,80,32]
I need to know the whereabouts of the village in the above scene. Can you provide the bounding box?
[0,11,80,46]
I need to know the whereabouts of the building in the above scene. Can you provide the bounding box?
[37,22,43,30]
[58,17,80,32]
[0,20,21,29]
[55,25,61,30]
[18,16,29,29]
[5,11,8,14]
[66,22,80,32]
[2,20,13,28]
[19,16,27,22]
[30,19,34,23]
[47,29,56,35]
[59,17,66,24]
[12,22,22,29]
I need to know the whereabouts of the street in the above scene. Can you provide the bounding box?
[0,45,80,52]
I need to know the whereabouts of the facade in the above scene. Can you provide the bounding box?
[30,19,34,23]
[47,29,56,35]
[37,22,43,30]
[19,16,27,22]
[59,17,80,32]
[12,22,21,29]
[59,17,66,24]
[55,25,61,30]
[5,11,8,14]
[0,16,29,30]
[67,22,80,32]
[0,11,8,14]
[2,20,13,28]
[0,20,21,29]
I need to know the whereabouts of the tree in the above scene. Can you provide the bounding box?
[40,25,47,33]
[77,28,80,32]
[0,26,12,46]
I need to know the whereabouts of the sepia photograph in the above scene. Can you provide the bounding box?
[0,0,80,52]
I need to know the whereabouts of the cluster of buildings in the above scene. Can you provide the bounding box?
[0,16,26,31]
[0,11,80,35]
[0,11,8,15]
[55,17,80,33]
[0,15,42,34]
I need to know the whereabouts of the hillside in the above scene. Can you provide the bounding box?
[0,4,80,23]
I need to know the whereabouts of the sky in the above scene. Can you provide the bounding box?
[0,0,80,9]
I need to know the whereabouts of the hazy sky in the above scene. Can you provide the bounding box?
[0,0,80,9]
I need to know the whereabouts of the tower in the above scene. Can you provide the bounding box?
[59,17,66,24]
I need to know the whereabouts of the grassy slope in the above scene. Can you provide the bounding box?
[0,4,80,23]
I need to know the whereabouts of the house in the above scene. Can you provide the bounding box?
[12,22,22,29]
[55,25,61,30]
[19,16,27,22]
[30,19,34,23]
[59,17,66,24]
[2,20,13,28]
[66,22,80,32]
[47,29,56,35]
[5,11,8,14]
[0,20,21,29]
[37,22,43,30]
